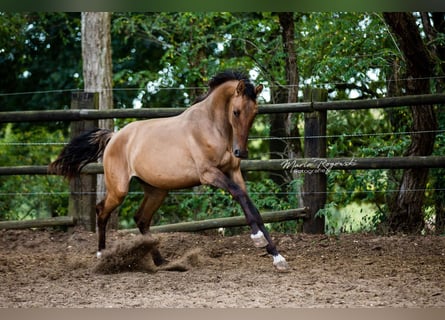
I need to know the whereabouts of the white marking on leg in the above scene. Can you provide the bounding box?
[250,230,264,240]
[273,254,285,265]
[272,254,289,272]
[250,230,268,247]
[96,251,102,258]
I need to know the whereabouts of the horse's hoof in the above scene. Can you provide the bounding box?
[273,254,290,272]
[250,231,268,248]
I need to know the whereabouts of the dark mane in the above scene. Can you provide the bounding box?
[193,70,257,104]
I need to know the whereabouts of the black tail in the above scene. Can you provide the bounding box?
[48,128,113,179]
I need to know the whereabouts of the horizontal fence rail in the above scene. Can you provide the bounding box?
[2,156,445,176]
[130,208,308,234]
[2,93,445,123]
[0,209,307,231]
[0,216,76,230]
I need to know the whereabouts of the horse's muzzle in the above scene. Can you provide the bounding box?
[234,149,248,159]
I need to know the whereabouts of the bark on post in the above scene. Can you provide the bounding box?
[68,92,98,231]
[81,12,116,229]
[302,87,327,234]
[81,12,113,126]
[269,13,302,188]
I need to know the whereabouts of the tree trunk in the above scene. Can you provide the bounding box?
[434,107,445,234]
[81,12,116,229]
[429,13,445,234]
[278,12,303,161]
[269,13,303,195]
[81,12,113,127]
[383,13,437,233]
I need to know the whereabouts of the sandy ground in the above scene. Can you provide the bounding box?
[1,227,444,307]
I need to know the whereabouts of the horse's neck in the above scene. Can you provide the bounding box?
[203,82,235,135]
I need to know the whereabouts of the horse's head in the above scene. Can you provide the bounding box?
[229,80,263,159]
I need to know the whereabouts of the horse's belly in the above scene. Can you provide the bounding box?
[133,160,201,190]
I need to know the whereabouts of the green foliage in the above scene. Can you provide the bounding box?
[0,124,68,220]
[297,12,397,99]
[325,106,413,231]
[0,13,81,111]
[110,12,263,109]
[316,202,383,235]
[118,178,302,234]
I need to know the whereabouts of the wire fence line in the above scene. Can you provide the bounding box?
[2,129,445,146]
[0,187,443,199]
[0,142,67,146]
[2,75,445,97]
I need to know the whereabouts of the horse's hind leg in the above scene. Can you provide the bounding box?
[96,185,128,257]
[134,183,169,266]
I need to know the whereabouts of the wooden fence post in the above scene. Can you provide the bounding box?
[302,87,327,233]
[68,92,98,231]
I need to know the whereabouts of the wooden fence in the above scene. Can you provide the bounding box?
[1,91,445,233]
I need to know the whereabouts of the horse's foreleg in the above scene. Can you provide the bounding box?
[232,188,288,271]
[201,169,289,271]
[134,185,169,266]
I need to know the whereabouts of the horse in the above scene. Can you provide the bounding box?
[49,70,289,271]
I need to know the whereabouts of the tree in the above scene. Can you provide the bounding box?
[425,12,445,234]
[268,13,302,188]
[0,13,81,119]
[81,12,113,128]
[81,12,115,228]
[296,13,390,99]
[0,13,81,221]
[383,12,438,233]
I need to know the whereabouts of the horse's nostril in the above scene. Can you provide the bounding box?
[234,149,248,159]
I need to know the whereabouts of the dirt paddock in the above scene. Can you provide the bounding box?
[1,227,444,307]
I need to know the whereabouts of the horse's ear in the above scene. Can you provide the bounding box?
[255,84,263,96]
[236,80,245,95]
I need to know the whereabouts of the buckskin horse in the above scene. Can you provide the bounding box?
[49,70,289,271]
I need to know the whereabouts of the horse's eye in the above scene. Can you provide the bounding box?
[233,110,240,117]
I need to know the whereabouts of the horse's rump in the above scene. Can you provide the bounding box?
[105,117,204,190]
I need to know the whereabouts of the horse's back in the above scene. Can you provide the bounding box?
[102,103,237,190]
[103,116,201,189]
